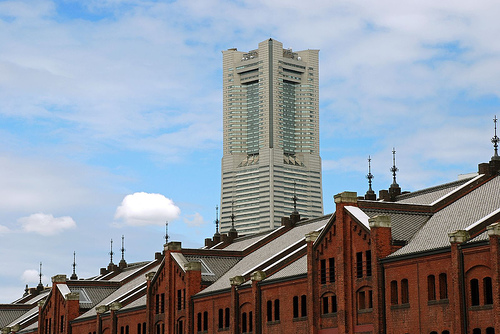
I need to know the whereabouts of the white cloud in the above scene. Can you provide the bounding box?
[114,192,181,226]
[183,213,206,227]
[18,213,76,236]
[0,225,10,234]
[21,269,41,284]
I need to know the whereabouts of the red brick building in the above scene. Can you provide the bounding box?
[1,158,500,334]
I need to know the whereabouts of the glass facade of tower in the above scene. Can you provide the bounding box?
[220,39,323,234]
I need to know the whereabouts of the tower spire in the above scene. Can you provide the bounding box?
[492,115,500,161]
[292,181,299,214]
[164,221,169,246]
[390,148,399,187]
[389,148,402,200]
[109,239,114,265]
[365,156,376,200]
[230,201,236,232]
[119,235,127,269]
[70,251,78,280]
[37,262,43,291]
[214,205,220,236]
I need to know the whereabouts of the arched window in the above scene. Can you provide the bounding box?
[218,309,223,329]
[358,291,366,310]
[439,273,448,299]
[331,295,337,313]
[203,311,208,331]
[442,331,450,334]
[197,313,202,332]
[274,299,280,321]
[390,280,398,305]
[427,275,436,301]
[484,276,493,305]
[248,311,253,332]
[266,300,272,322]
[322,296,329,314]
[241,312,247,333]
[473,329,481,334]
[293,296,299,318]
[301,295,307,317]
[225,308,230,328]
[401,279,409,304]
[430,332,438,334]
[486,327,495,334]
[470,279,480,306]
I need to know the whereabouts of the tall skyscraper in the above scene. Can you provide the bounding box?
[220,39,323,234]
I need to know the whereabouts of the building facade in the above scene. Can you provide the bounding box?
[2,157,500,334]
[220,39,323,234]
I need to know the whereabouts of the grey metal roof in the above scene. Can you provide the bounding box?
[390,176,500,257]
[107,261,153,282]
[0,309,30,328]
[395,177,475,205]
[198,216,329,295]
[76,264,159,319]
[69,286,118,309]
[362,209,431,242]
[183,255,241,283]
[222,228,284,251]
[265,255,307,281]
[120,295,146,311]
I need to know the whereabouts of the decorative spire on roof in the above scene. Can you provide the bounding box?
[164,222,169,246]
[119,235,127,269]
[109,239,114,266]
[214,205,220,236]
[230,201,236,232]
[390,148,399,187]
[492,115,500,161]
[292,181,299,214]
[365,156,376,200]
[37,262,43,291]
[70,251,78,280]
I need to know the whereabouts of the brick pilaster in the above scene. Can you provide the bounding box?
[230,276,244,334]
[251,271,265,334]
[487,223,500,329]
[369,215,392,334]
[448,230,469,334]
[306,230,320,334]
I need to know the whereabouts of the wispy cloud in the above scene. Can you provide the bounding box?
[18,213,76,236]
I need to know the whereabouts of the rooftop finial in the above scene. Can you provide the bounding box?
[214,205,220,235]
[70,251,78,280]
[492,115,500,161]
[292,181,299,214]
[121,235,125,261]
[230,201,236,232]
[365,156,377,200]
[367,156,374,191]
[37,262,43,291]
[164,222,169,245]
[119,235,127,269]
[109,239,114,265]
[390,148,399,187]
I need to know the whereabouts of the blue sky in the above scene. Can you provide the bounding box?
[1,0,500,302]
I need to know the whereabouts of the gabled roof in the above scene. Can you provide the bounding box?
[395,176,477,205]
[389,175,500,257]
[183,255,241,283]
[76,263,159,319]
[197,215,329,295]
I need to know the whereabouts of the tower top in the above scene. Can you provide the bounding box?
[365,156,376,200]
[70,251,78,280]
[492,115,499,161]
[390,148,399,188]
